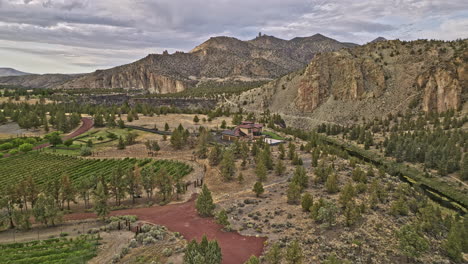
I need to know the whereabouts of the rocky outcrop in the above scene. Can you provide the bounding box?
[292,40,465,114]
[234,39,467,128]
[419,67,464,112]
[295,51,386,112]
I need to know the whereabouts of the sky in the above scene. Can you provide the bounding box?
[0,0,467,74]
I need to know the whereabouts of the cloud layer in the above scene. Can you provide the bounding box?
[0,0,466,73]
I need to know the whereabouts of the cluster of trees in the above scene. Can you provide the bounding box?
[0,163,186,229]
[184,235,222,264]
[316,110,467,179]
[246,241,303,264]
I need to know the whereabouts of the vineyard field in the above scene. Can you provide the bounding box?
[0,235,99,264]
[0,153,142,190]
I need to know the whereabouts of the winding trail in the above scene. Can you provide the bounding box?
[65,194,266,264]
[33,117,94,150]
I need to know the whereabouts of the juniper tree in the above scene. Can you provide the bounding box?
[301,193,313,212]
[220,149,236,181]
[265,242,283,264]
[196,185,215,217]
[287,183,301,204]
[253,181,264,197]
[285,240,303,264]
[255,159,267,182]
[325,173,339,194]
[275,159,286,176]
[397,224,429,260]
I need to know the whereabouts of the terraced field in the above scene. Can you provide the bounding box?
[0,235,99,264]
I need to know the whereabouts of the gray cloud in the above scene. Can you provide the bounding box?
[0,0,466,73]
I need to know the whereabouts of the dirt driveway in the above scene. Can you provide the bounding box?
[66,195,266,264]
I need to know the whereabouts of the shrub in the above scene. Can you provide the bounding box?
[80,146,92,156]
[8,149,19,155]
[18,143,33,152]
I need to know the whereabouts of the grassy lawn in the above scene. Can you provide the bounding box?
[262,131,285,140]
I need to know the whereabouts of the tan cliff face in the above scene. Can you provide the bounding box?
[295,51,386,112]
[293,39,466,114]
[234,39,467,128]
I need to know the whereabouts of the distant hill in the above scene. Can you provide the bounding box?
[0,68,31,77]
[0,34,357,93]
[370,37,388,43]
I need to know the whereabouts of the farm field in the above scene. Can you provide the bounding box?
[0,153,191,189]
[0,235,99,264]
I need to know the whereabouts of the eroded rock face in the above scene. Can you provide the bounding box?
[293,40,466,113]
[295,51,385,112]
[419,67,463,112]
[58,68,191,94]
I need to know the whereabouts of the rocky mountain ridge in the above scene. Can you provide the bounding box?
[0,34,355,93]
[232,39,467,128]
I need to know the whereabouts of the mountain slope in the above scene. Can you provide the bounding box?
[0,68,31,77]
[3,33,354,92]
[0,74,78,89]
[232,39,467,129]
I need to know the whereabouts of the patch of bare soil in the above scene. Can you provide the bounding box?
[89,230,134,264]
[0,121,53,138]
[0,219,101,244]
[65,195,266,264]
[123,113,233,132]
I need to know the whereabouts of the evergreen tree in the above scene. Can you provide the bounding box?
[339,183,355,208]
[126,166,142,204]
[316,200,338,228]
[208,145,222,166]
[442,221,464,262]
[460,155,468,181]
[237,172,244,184]
[244,256,260,264]
[220,120,227,129]
[287,183,301,204]
[278,143,286,160]
[301,193,313,212]
[196,185,215,217]
[397,224,429,260]
[117,136,125,149]
[164,123,170,131]
[220,150,236,181]
[93,181,109,220]
[325,173,339,194]
[253,182,264,197]
[255,159,267,182]
[291,166,308,190]
[265,242,283,264]
[216,209,230,229]
[275,159,286,176]
[109,166,127,205]
[193,115,200,124]
[156,168,173,202]
[33,194,63,227]
[285,240,303,264]
[60,174,76,210]
[288,142,296,160]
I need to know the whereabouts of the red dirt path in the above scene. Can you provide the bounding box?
[33,117,94,150]
[66,195,266,264]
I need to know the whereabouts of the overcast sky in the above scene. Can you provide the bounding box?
[0,0,466,74]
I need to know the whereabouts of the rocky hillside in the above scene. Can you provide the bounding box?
[0,73,78,89]
[0,34,355,93]
[0,67,30,77]
[232,39,467,129]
